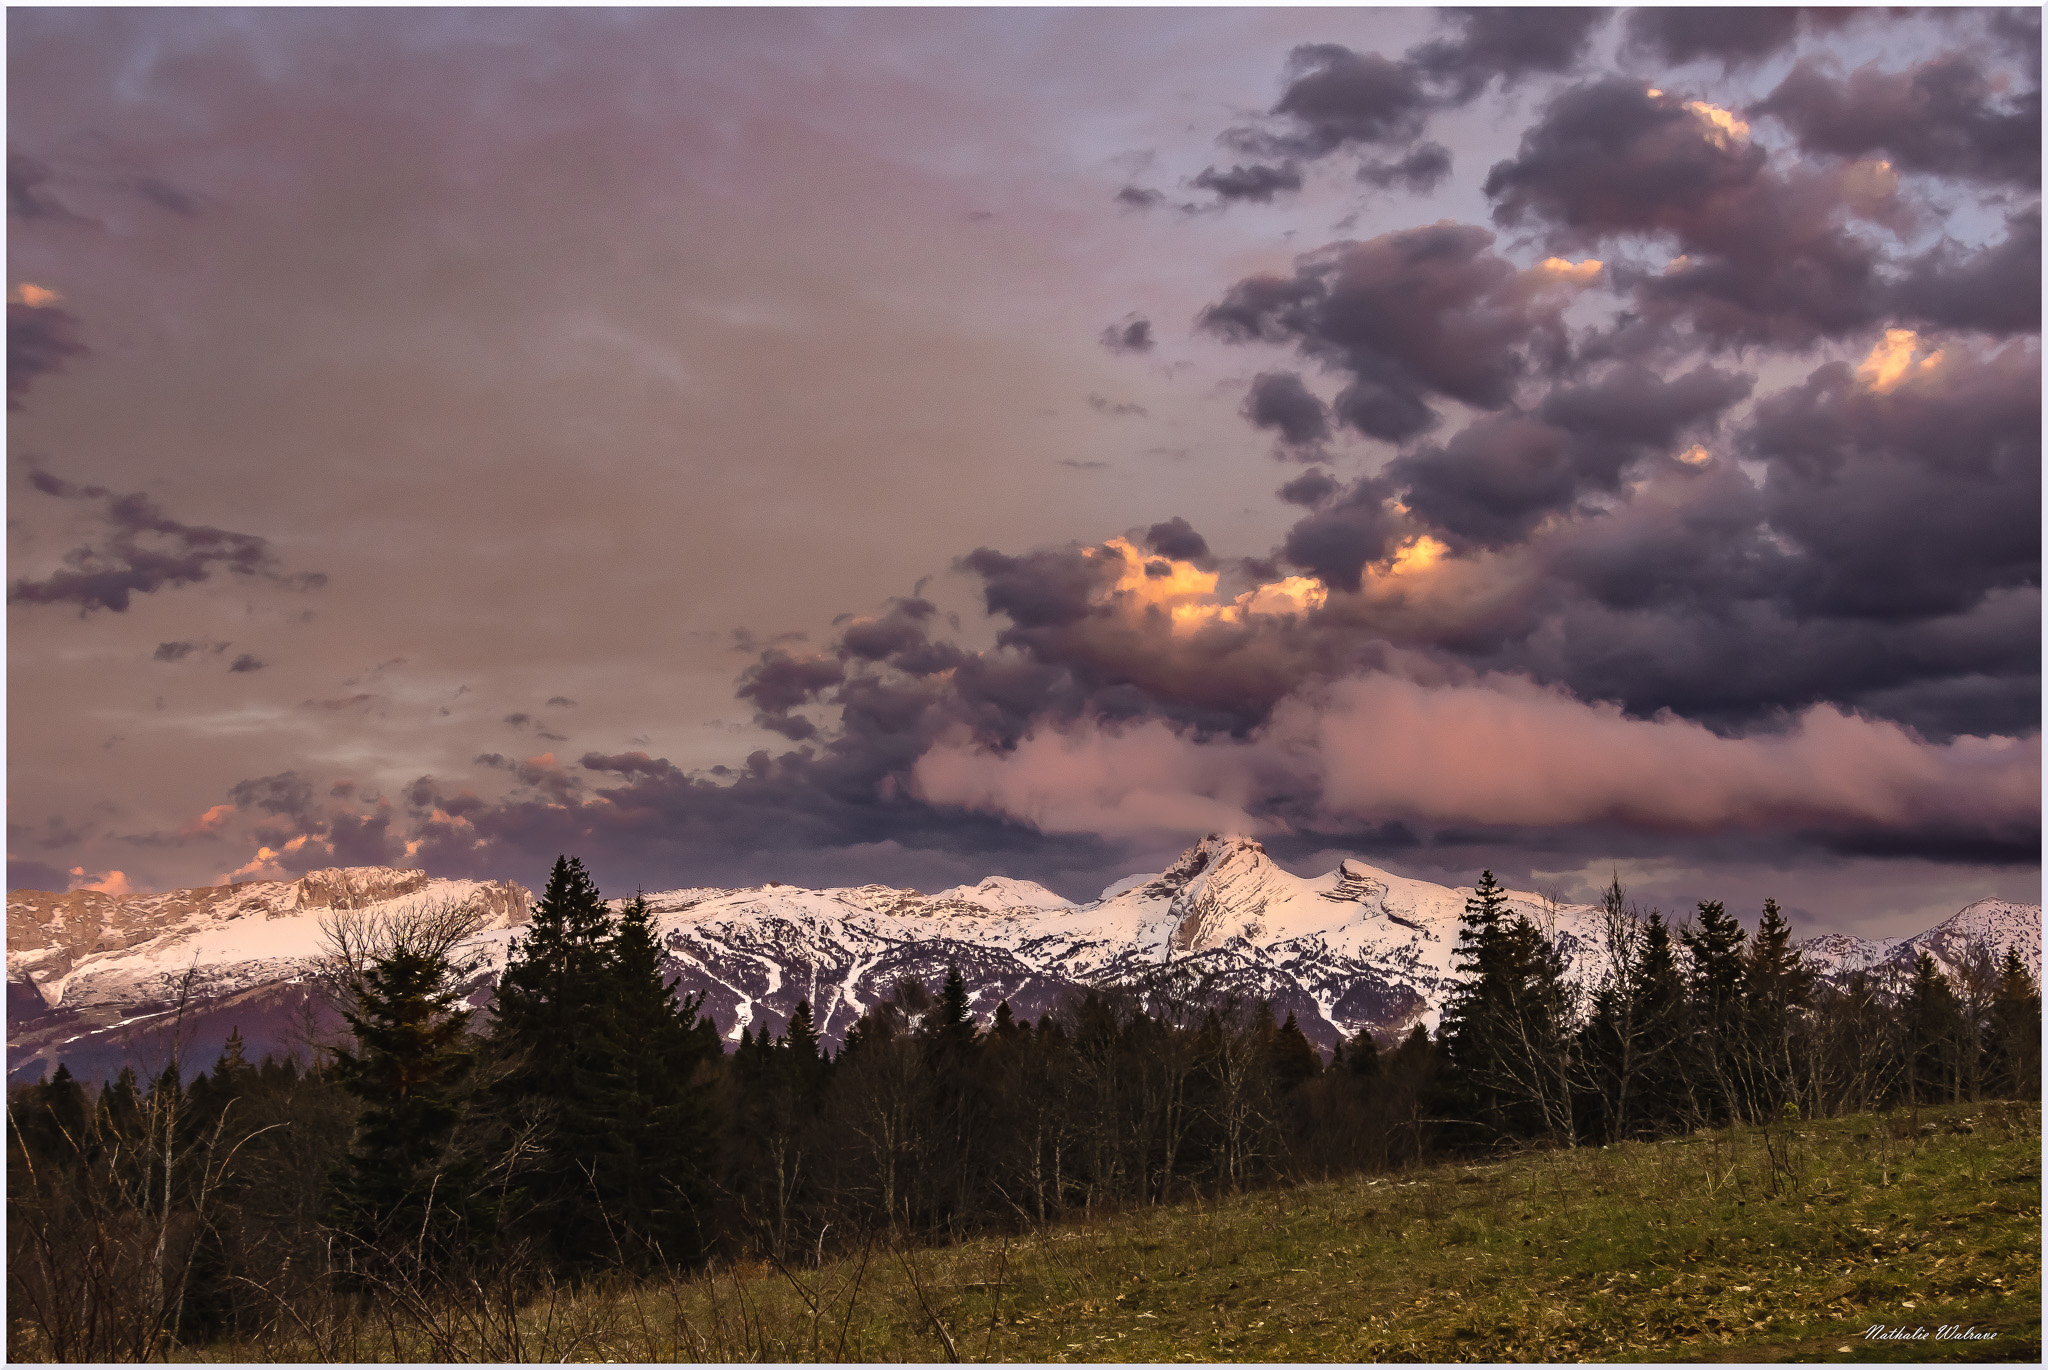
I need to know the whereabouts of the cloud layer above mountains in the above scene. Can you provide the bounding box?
[8,8,2037,935]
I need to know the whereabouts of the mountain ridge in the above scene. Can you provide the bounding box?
[7,836,2037,1083]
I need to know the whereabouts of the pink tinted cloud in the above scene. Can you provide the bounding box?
[910,720,1278,839]
[1299,673,2037,833]
[911,671,2038,840]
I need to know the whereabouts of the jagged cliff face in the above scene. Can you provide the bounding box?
[7,839,2039,1083]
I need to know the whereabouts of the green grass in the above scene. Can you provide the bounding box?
[195,1101,2041,1363]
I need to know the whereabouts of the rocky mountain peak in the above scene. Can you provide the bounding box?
[1151,832,1270,893]
[1166,835,1289,952]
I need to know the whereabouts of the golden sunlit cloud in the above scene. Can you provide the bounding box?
[1098,536,1218,606]
[1535,256,1603,286]
[1684,100,1750,146]
[1857,329,1945,393]
[222,847,288,883]
[180,802,239,837]
[1088,538,1327,630]
[9,282,62,307]
[1677,444,1713,466]
[1238,575,1328,617]
[1384,534,1448,576]
[68,866,135,896]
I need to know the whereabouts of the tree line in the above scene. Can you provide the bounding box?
[7,858,2039,1358]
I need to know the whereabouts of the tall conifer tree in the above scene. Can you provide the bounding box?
[327,944,486,1258]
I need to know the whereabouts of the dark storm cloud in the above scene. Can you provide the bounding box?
[1098,316,1155,353]
[1484,77,1763,239]
[322,809,398,868]
[1247,44,1433,158]
[1277,476,1403,592]
[1192,160,1303,203]
[228,771,315,820]
[838,597,963,678]
[1368,336,2032,740]
[1894,208,2042,336]
[228,654,266,674]
[1386,361,1753,549]
[1621,7,1808,70]
[1211,14,1602,202]
[1276,468,1339,508]
[1486,78,1888,346]
[1744,341,2040,622]
[1411,7,1611,98]
[394,744,1122,899]
[1389,363,1752,550]
[1757,54,2041,189]
[1201,222,1577,440]
[961,545,1115,629]
[1539,363,1753,452]
[8,301,88,409]
[736,647,846,741]
[580,750,682,780]
[1142,517,1211,564]
[1114,185,1165,210]
[10,471,328,614]
[1391,415,1584,549]
[1357,142,1452,195]
[1241,370,1331,452]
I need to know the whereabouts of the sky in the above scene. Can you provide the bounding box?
[7,6,2040,941]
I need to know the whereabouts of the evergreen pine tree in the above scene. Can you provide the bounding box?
[1438,871,1513,1136]
[605,892,718,1266]
[920,966,985,1230]
[1739,899,1814,1119]
[1344,1029,1381,1079]
[1899,952,1963,1106]
[326,943,486,1259]
[783,998,828,1096]
[1266,1012,1321,1094]
[489,855,633,1268]
[1679,900,1748,1123]
[1987,949,2041,1100]
[492,863,722,1271]
[1439,872,1574,1143]
[1626,912,1688,1135]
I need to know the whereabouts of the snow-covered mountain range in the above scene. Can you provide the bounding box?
[7,835,2039,1083]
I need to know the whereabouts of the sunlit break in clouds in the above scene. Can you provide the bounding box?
[7,7,2039,939]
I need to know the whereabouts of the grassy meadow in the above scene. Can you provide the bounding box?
[170,1099,2044,1364]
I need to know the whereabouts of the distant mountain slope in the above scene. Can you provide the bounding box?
[7,868,530,1083]
[8,837,2038,1082]
[636,835,1617,1050]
